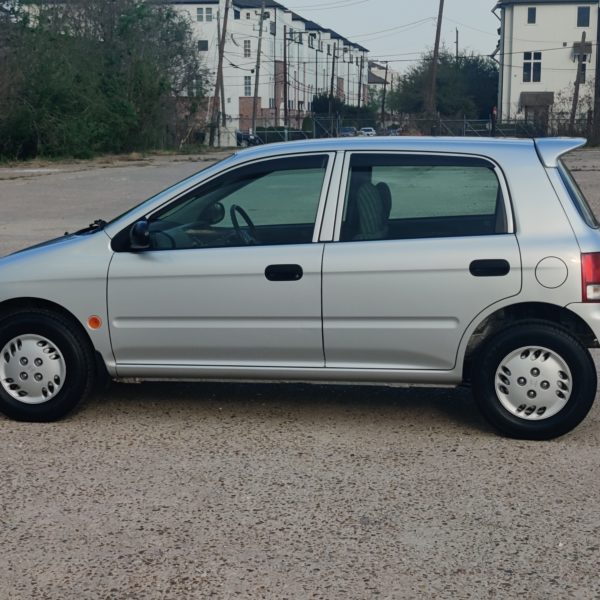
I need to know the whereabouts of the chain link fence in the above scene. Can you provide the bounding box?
[229,114,600,147]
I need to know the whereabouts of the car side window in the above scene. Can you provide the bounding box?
[340,154,508,242]
[148,154,329,250]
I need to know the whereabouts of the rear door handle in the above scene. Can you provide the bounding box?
[265,264,303,281]
[469,259,510,277]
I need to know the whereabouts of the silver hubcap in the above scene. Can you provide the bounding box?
[495,346,572,420]
[0,334,66,405]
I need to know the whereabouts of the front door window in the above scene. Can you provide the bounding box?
[148,155,329,250]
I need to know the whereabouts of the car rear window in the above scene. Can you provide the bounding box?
[558,160,599,229]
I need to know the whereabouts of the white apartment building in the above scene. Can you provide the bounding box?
[494,0,598,124]
[171,0,369,137]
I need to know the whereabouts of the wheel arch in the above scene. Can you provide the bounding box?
[0,297,109,382]
[462,302,598,381]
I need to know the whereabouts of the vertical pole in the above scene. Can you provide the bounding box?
[283,25,288,128]
[211,0,230,146]
[425,0,445,116]
[380,61,389,129]
[315,37,318,101]
[455,28,459,60]
[219,13,226,126]
[357,54,364,109]
[329,42,337,118]
[251,0,266,133]
[570,31,587,134]
[593,6,600,141]
[347,54,351,105]
[273,11,278,126]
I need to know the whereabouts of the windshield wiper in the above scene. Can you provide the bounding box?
[66,219,107,236]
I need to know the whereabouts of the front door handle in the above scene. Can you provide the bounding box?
[469,259,510,277]
[265,264,303,281]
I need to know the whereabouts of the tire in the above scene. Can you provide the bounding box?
[472,320,597,440]
[0,309,96,422]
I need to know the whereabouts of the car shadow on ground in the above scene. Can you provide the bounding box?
[84,380,495,436]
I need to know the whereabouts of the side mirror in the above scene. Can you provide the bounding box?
[129,219,150,251]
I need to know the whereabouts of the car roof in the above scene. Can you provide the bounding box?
[232,136,585,165]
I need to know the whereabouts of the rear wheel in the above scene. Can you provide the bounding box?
[472,321,596,439]
[0,309,95,421]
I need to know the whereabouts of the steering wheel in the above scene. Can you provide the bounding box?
[230,204,258,245]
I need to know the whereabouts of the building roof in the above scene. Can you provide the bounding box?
[368,71,387,85]
[168,0,368,52]
[232,0,287,8]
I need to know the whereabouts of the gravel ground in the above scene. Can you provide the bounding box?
[0,148,599,599]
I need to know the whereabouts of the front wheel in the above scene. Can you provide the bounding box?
[0,310,96,421]
[472,321,597,439]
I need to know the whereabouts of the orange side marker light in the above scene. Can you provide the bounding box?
[87,316,102,330]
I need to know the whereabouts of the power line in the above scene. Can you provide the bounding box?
[286,0,370,11]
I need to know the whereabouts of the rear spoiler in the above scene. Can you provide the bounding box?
[534,137,586,168]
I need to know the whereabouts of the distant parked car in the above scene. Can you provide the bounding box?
[235,130,262,147]
[0,136,598,440]
[359,127,376,137]
[339,126,357,137]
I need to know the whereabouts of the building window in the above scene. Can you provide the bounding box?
[577,6,590,27]
[523,51,542,82]
[234,9,241,20]
[527,7,536,24]
[327,44,331,55]
[270,22,276,36]
[244,40,251,58]
[206,8,213,22]
[246,12,251,19]
[269,97,275,109]
[308,35,314,48]
[198,40,209,52]
[196,7,203,21]
[244,76,252,96]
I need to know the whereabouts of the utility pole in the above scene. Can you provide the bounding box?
[210,0,230,146]
[217,11,226,127]
[328,42,337,118]
[310,33,319,99]
[570,30,587,134]
[593,5,600,142]
[357,54,364,109]
[380,61,389,128]
[283,25,288,127]
[251,0,266,134]
[425,0,445,116]
[315,38,319,102]
[455,28,459,61]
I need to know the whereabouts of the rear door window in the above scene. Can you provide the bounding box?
[339,154,509,242]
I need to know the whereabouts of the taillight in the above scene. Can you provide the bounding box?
[581,253,600,301]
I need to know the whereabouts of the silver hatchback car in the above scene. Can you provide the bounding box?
[0,137,598,439]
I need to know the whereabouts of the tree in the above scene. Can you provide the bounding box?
[388,51,499,119]
[0,0,208,159]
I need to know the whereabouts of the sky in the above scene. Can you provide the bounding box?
[281,0,500,71]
